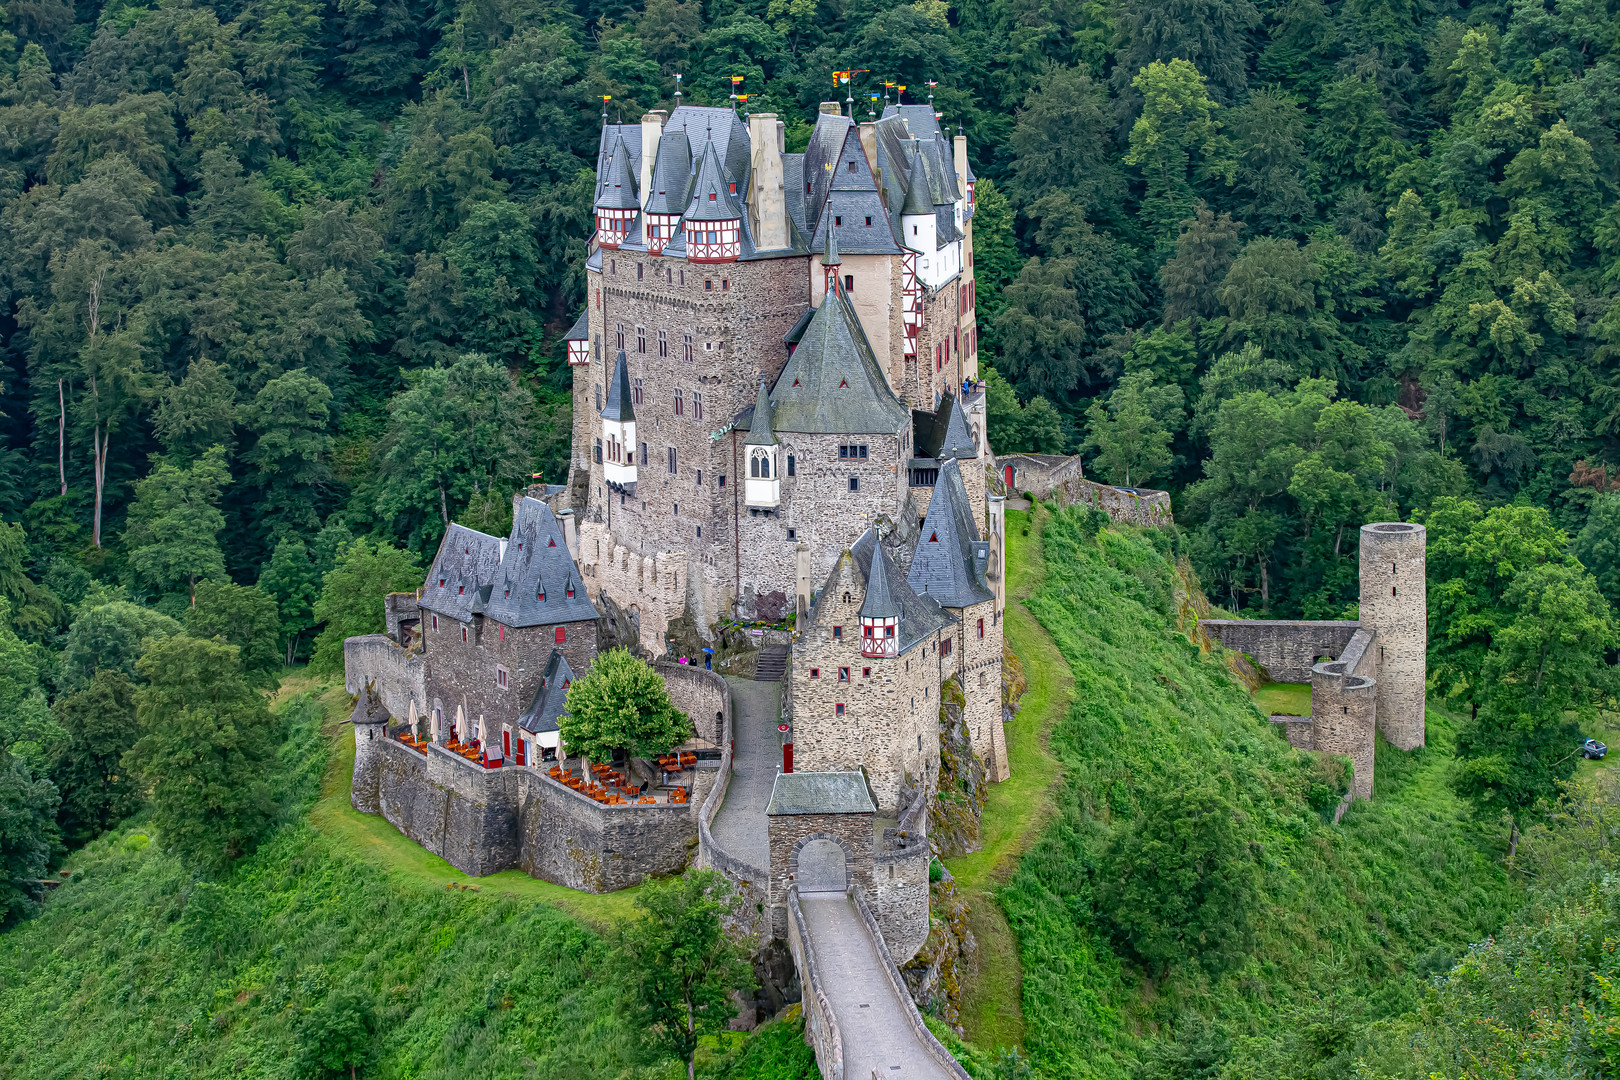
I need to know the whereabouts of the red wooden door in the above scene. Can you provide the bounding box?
[1004,465,1015,487]
[502,729,511,759]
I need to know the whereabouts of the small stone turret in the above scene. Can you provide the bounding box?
[351,683,390,814]
[1359,522,1427,750]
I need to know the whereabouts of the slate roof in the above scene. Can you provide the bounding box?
[766,770,876,815]
[744,382,775,446]
[858,541,902,619]
[643,126,693,214]
[602,350,634,422]
[801,111,854,235]
[683,139,744,223]
[421,524,505,621]
[518,649,575,734]
[423,498,598,628]
[849,527,949,655]
[595,132,640,210]
[882,103,943,140]
[484,498,599,627]
[806,127,903,256]
[908,459,993,608]
[593,122,642,207]
[769,284,909,435]
[351,683,389,725]
[563,310,589,341]
[933,394,978,460]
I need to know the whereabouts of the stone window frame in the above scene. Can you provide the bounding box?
[832,625,842,640]
[668,446,678,474]
[786,527,796,540]
[786,455,795,476]
[496,665,509,690]
[674,389,684,417]
[431,614,439,632]
[836,703,845,716]
[682,333,694,362]
[615,324,625,350]
[633,378,643,406]
[462,626,468,643]
[693,392,703,420]
[977,617,984,638]
[848,476,859,492]
[658,330,668,357]
[637,325,646,353]
[942,638,952,657]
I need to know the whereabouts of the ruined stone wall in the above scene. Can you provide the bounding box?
[790,553,943,812]
[516,769,694,892]
[1360,522,1427,751]
[420,612,597,739]
[1201,619,1360,684]
[1311,653,1378,800]
[384,592,420,642]
[992,454,1174,528]
[578,520,686,654]
[343,635,426,723]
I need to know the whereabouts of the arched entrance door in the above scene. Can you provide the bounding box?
[1003,464,1015,488]
[796,838,848,894]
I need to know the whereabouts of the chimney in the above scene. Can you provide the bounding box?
[777,119,785,154]
[819,101,842,115]
[953,133,969,200]
[558,508,579,562]
[860,122,880,189]
[640,111,667,208]
[795,542,812,619]
[748,112,788,251]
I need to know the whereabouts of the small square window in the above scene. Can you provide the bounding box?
[810,668,820,678]
[836,703,845,716]
[848,477,859,492]
[787,528,796,540]
[833,626,843,640]
[862,667,871,678]
[705,279,714,291]
[838,667,850,682]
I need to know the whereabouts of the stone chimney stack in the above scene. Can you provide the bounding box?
[953,133,968,199]
[795,542,812,618]
[558,508,579,562]
[640,111,667,208]
[748,112,788,251]
[860,122,880,189]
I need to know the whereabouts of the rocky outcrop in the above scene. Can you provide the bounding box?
[901,870,976,1034]
[929,678,987,858]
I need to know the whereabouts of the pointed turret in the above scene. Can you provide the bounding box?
[744,381,780,509]
[934,393,978,460]
[909,458,993,608]
[859,536,902,657]
[684,139,743,262]
[594,133,640,249]
[601,350,637,487]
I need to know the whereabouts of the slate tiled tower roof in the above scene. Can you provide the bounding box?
[850,528,948,653]
[595,133,640,210]
[424,497,599,628]
[744,382,776,446]
[770,284,909,435]
[858,540,902,620]
[519,649,575,735]
[683,139,744,223]
[423,524,505,621]
[908,459,993,608]
[602,350,634,422]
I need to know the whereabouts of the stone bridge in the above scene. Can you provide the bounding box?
[700,676,968,1079]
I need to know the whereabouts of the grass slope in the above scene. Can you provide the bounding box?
[0,680,815,1080]
[1000,507,1521,1080]
[946,508,1067,1050]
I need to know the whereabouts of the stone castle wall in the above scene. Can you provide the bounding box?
[373,740,521,876]
[344,635,426,723]
[654,660,730,746]
[992,454,1174,528]
[516,769,694,891]
[420,612,597,738]
[578,520,686,654]
[767,811,876,940]
[1200,619,1360,683]
[871,839,932,962]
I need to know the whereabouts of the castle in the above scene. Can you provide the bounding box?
[344,98,1008,965]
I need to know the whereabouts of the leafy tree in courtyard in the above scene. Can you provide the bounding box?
[122,446,231,605]
[49,670,141,847]
[124,634,279,873]
[188,580,283,685]
[296,987,378,1080]
[309,540,423,674]
[562,648,690,764]
[621,868,755,1080]
[1083,373,1185,488]
[0,746,59,928]
[1095,777,1258,979]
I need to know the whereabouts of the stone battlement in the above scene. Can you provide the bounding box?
[578,520,686,654]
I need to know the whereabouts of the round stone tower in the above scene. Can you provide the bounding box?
[1310,661,1377,799]
[1359,522,1427,751]
[350,683,389,814]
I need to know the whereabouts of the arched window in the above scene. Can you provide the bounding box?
[750,455,759,478]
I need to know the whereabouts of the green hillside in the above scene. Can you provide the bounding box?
[998,504,1523,1079]
[0,688,818,1080]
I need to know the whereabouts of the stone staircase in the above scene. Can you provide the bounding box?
[755,646,789,682]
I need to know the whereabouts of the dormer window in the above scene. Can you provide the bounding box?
[728,182,737,194]
[566,587,574,598]
[709,192,717,201]
[458,585,464,595]
[548,538,556,547]
[440,578,446,588]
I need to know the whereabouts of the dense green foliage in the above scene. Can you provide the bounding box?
[0,693,817,1079]
[1001,506,1523,1079]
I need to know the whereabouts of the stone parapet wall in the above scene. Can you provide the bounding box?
[344,636,426,723]
[579,520,686,655]
[1201,620,1360,684]
[787,889,845,1080]
[992,454,1174,528]
[1311,650,1378,800]
[851,887,973,1080]
[516,769,694,892]
[654,661,729,747]
[373,740,518,877]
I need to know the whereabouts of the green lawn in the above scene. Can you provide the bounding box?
[1252,680,1312,717]
[945,505,1068,1052]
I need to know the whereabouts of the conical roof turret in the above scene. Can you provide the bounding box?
[595,133,640,210]
[683,138,743,223]
[744,382,776,446]
[602,350,635,421]
[860,541,902,620]
[901,145,933,216]
[820,222,841,267]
